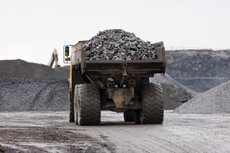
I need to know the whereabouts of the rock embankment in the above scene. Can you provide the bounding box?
[166,50,230,92]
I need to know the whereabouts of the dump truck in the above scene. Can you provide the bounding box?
[64,41,166,125]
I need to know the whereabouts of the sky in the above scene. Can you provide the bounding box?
[0,0,230,65]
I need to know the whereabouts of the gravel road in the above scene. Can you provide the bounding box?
[0,111,230,153]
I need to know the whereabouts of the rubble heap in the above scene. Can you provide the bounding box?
[84,29,156,60]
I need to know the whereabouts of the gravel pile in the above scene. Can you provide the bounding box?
[84,29,156,60]
[0,60,69,111]
[174,80,230,114]
[0,78,68,111]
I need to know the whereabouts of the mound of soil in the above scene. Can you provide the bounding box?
[0,59,69,79]
[174,80,230,114]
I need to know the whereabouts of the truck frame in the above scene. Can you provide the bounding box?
[66,41,166,125]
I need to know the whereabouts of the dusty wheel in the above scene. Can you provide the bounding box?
[140,83,164,124]
[69,66,85,123]
[68,90,74,123]
[74,85,79,124]
[124,110,135,122]
[76,84,101,125]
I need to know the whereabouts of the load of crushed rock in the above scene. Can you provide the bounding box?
[0,78,68,111]
[84,29,156,60]
[174,80,230,114]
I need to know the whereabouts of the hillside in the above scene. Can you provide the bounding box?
[166,50,230,92]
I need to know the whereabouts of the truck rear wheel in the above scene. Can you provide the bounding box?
[124,110,135,122]
[76,84,101,125]
[70,67,87,123]
[141,83,164,124]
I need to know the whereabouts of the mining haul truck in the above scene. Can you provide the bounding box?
[64,41,166,125]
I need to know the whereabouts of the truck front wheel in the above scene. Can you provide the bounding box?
[140,83,164,124]
[75,84,101,125]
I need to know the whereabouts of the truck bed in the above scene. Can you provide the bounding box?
[71,41,166,77]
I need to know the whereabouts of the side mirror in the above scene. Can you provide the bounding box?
[63,45,72,64]
[65,46,70,56]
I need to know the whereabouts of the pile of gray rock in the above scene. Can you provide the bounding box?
[0,78,68,111]
[174,80,230,114]
[84,29,156,60]
[0,60,69,112]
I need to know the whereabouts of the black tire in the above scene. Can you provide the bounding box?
[68,90,74,122]
[124,110,135,122]
[76,84,101,125]
[140,83,164,124]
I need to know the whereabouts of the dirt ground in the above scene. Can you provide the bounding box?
[0,111,230,153]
